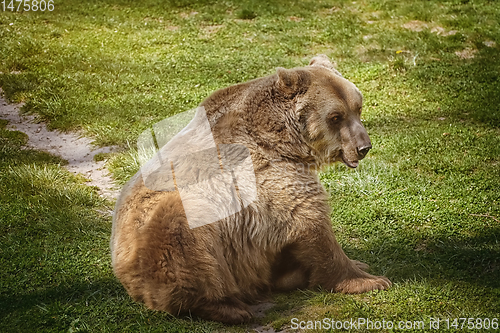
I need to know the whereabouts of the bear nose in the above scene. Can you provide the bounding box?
[357,144,372,159]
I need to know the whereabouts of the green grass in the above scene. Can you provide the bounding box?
[1,0,499,332]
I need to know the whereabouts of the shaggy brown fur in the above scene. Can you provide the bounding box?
[110,55,391,324]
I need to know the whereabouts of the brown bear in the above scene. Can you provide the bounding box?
[110,55,391,324]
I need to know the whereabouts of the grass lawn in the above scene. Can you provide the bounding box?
[1,0,499,332]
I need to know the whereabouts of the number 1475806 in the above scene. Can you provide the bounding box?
[2,0,54,11]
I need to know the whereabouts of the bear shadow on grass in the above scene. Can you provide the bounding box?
[341,225,500,290]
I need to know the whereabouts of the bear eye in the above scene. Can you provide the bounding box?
[328,114,342,125]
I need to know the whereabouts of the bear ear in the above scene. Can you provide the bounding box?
[276,67,309,96]
[309,54,343,77]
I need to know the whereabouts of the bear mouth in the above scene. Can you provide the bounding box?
[341,152,359,168]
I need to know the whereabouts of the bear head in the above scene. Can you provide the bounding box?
[276,55,372,169]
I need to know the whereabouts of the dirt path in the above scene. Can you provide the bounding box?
[0,93,119,199]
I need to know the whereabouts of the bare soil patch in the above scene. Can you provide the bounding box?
[199,24,224,39]
[249,301,292,332]
[403,21,458,37]
[431,26,458,36]
[455,48,478,59]
[402,20,428,32]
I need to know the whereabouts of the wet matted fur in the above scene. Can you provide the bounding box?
[110,55,391,324]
